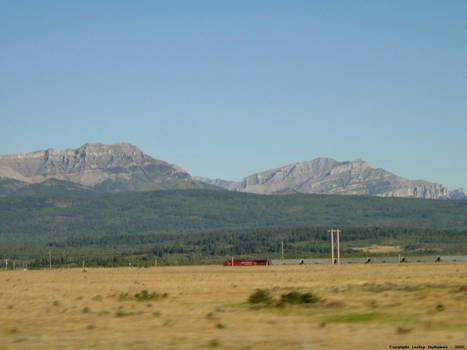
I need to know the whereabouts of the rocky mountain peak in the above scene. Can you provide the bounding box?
[0,143,201,192]
[450,188,466,199]
[196,157,461,199]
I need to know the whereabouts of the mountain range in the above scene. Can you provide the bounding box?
[195,158,466,199]
[0,143,465,199]
[0,143,212,195]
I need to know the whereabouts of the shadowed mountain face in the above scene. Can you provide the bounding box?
[197,158,465,199]
[0,143,209,193]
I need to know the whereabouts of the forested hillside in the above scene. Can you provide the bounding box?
[1,189,466,266]
[1,189,467,243]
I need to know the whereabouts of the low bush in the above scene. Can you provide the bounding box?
[247,289,322,308]
[117,290,168,302]
[115,310,135,317]
[279,291,321,305]
[118,293,132,301]
[396,327,412,334]
[247,289,273,305]
[209,339,220,347]
[134,290,159,301]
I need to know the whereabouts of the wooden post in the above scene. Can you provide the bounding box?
[281,241,284,261]
[337,229,341,265]
[154,257,158,267]
[49,250,52,270]
[231,256,234,267]
[330,230,334,264]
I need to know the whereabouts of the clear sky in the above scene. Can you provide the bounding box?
[1,1,466,189]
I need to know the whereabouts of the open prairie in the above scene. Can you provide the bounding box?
[1,264,467,350]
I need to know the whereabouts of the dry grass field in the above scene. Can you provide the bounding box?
[1,264,467,350]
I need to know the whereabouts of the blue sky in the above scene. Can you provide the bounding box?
[1,1,466,189]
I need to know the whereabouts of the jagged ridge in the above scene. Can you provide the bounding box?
[0,143,209,193]
[197,158,465,199]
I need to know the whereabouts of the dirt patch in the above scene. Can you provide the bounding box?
[55,202,71,208]
[352,245,402,253]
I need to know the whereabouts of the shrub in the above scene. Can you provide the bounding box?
[118,293,132,301]
[247,289,321,308]
[134,290,157,301]
[135,290,167,301]
[8,328,19,334]
[117,290,167,302]
[209,339,220,347]
[116,310,135,317]
[206,312,216,320]
[247,289,272,305]
[279,291,321,305]
[396,327,412,334]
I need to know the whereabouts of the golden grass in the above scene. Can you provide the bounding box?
[1,264,467,349]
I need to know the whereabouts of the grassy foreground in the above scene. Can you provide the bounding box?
[1,264,466,350]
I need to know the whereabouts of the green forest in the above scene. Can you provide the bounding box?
[0,189,466,267]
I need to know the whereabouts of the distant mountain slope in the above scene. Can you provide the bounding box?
[0,143,212,193]
[0,178,28,197]
[450,188,467,199]
[12,179,95,197]
[197,158,465,199]
[192,177,239,191]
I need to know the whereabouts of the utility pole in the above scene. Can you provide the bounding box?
[328,229,341,265]
[337,229,340,265]
[329,229,334,264]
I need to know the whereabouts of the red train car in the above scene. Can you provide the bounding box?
[223,259,270,266]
